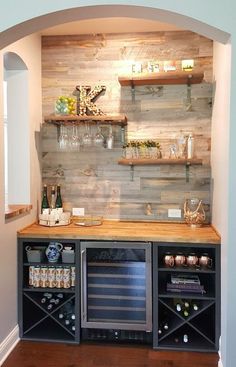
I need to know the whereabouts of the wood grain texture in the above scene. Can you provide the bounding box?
[17,221,220,244]
[41,31,212,222]
[2,341,219,367]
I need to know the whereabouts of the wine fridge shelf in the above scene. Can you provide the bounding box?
[153,242,220,352]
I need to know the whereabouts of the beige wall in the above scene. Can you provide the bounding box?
[0,34,42,346]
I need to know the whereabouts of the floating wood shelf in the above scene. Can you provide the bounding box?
[44,114,127,126]
[118,71,204,87]
[118,158,203,166]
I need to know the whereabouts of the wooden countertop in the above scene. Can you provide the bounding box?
[17,221,220,244]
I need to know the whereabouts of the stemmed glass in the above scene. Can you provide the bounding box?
[106,125,114,149]
[70,125,80,151]
[82,123,93,147]
[94,123,104,147]
[58,125,69,150]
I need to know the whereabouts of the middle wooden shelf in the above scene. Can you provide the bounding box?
[118,158,203,166]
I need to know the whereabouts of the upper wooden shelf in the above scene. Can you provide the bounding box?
[44,114,127,126]
[118,71,204,87]
[118,158,202,166]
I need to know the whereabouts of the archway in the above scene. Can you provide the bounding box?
[0,5,230,49]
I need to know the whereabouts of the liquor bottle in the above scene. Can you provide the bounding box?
[187,134,194,159]
[50,186,56,209]
[41,184,49,213]
[55,184,63,209]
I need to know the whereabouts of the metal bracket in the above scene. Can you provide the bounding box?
[185,162,191,182]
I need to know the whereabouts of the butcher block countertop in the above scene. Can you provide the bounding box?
[17,221,221,244]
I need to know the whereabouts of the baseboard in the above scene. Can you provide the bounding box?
[0,325,19,366]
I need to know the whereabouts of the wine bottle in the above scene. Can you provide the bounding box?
[192,302,199,311]
[55,184,63,209]
[173,298,183,312]
[41,184,49,213]
[183,334,189,343]
[50,186,56,209]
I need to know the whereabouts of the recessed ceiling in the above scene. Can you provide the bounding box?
[41,17,182,36]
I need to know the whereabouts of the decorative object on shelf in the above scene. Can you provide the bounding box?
[199,253,213,269]
[184,198,206,227]
[163,252,175,267]
[182,59,194,72]
[132,62,142,74]
[25,246,43,263]
[186,253,199,267]
[122,140,161,160]
[147,61,160,73]
[187,133,194,159]
[163,60,176,72]
[55,96,76,115]
[75,85,106,116]
[45,242,63,263]
[177,134,186,158]
[62,247,75,264]
[28,265,75,289]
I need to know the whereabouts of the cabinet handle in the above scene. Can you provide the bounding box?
[81,249,87,323]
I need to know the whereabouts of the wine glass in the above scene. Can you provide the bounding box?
[58,125,69,150]
[106,125,114,149]
[94,123,104,147]
[82,123,93,147]
[70,125,80,151]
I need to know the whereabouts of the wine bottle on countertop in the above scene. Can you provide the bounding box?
[50,186,56,209]
[41,184,49,213]
[55,184,63,209]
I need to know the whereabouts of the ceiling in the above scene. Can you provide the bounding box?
[40,17,182,36]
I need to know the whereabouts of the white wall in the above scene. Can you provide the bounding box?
[0,33,42,357]
[211,41,231,366]
[0,2,236,367]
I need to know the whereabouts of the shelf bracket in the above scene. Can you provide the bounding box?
[185,162,191,182]
[186,75,193,112]
[121,126,126,146]
[129,164,134,181]
[56,124,61,142]
[131,80,135,103]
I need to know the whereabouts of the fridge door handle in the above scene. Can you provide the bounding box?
[81,249,87,324]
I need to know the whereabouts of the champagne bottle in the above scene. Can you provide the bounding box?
[50,186,56,209]
[41,184,49,213]
[55,184,63,209]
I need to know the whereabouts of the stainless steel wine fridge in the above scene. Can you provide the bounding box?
[80,241,152,342]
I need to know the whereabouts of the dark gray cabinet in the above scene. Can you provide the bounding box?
[152,242,220,352]
[18,237,220,351]
[18,238,80,344]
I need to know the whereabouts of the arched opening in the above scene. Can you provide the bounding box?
[0,5,230,49]
[3,51,30,206]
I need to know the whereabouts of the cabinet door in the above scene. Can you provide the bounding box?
[18,238,80,344]
[153,242,220,352]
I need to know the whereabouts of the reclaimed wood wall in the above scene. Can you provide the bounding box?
[41,31,213,222]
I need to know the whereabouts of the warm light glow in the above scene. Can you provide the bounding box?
[182,59,194,71]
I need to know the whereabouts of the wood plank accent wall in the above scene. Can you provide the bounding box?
[41,31,213,222]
